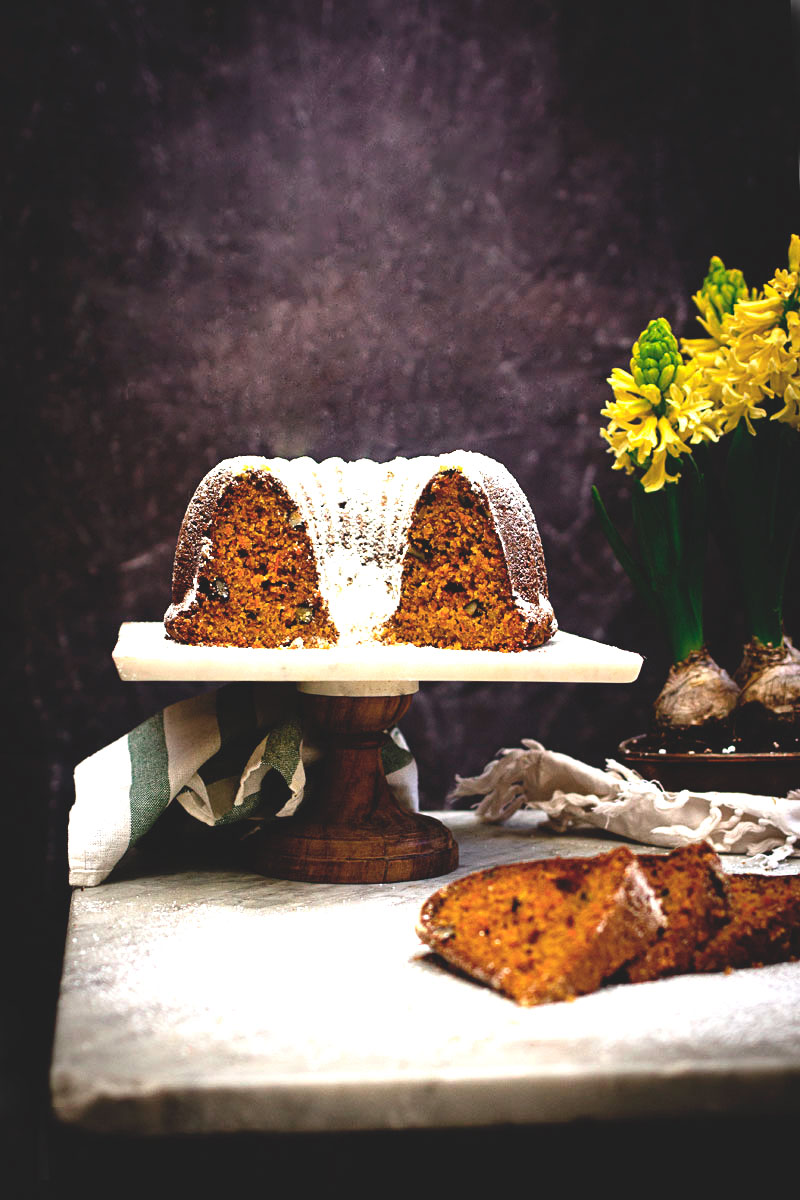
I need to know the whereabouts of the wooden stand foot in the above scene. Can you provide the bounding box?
[246,690,459,883]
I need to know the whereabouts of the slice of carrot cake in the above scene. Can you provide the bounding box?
[417,846,664,1006]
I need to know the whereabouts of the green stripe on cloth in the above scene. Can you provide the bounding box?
[213,716,303,825]
[213,777,285,824]
[381,734,413,778]
[260,718,304,789]
[128,711,171,843]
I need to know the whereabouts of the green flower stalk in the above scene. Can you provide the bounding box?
[593,460,707,661]
[726,419,800,648]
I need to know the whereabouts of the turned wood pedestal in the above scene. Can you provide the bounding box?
[247,684,458,883]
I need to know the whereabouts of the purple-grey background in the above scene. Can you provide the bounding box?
[4,0,800,1186]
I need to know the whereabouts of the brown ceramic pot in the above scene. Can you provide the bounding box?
[617,734,800,796]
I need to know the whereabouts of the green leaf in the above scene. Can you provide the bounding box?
[725,420,800,644]
[630,475,707,662]
[591,485,657,612]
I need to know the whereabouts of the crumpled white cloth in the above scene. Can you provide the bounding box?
[450,739,800,864]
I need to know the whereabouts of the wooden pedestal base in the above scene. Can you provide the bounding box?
[246,690,459,884]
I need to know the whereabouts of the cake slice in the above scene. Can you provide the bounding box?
[617,842,731,984]
[381,464,552,651]
[165,461,338,648]
[416,846,665,1006]
[692,872,800,973]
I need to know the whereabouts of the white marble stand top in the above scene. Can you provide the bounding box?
[51,812,800,1136]
[112,622,642,684]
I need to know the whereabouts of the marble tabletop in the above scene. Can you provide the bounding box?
[50,811,800,1136]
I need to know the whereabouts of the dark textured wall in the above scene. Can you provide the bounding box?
[4,0,800,1183]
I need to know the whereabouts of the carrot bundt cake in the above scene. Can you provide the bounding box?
[164,452,556,651]
[416,847,664,1006]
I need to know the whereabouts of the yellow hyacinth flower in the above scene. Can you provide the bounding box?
[710,371,768,436]
[788,307,800,353]
[719,237,800,432]
[602,321,718,492]
[682,255,753,368]
[596,237,800,683]
[772,376,800,425]
[683,237,800,435]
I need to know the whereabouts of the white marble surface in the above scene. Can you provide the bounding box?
[112,622,643,684]
[50,811,800,1135]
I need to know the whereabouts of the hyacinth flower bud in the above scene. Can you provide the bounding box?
[699,256,749,324]
[630,317,682,395]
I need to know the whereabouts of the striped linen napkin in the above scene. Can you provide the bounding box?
[69,682,417,887]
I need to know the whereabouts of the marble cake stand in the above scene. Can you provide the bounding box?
[113,622,642,885]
